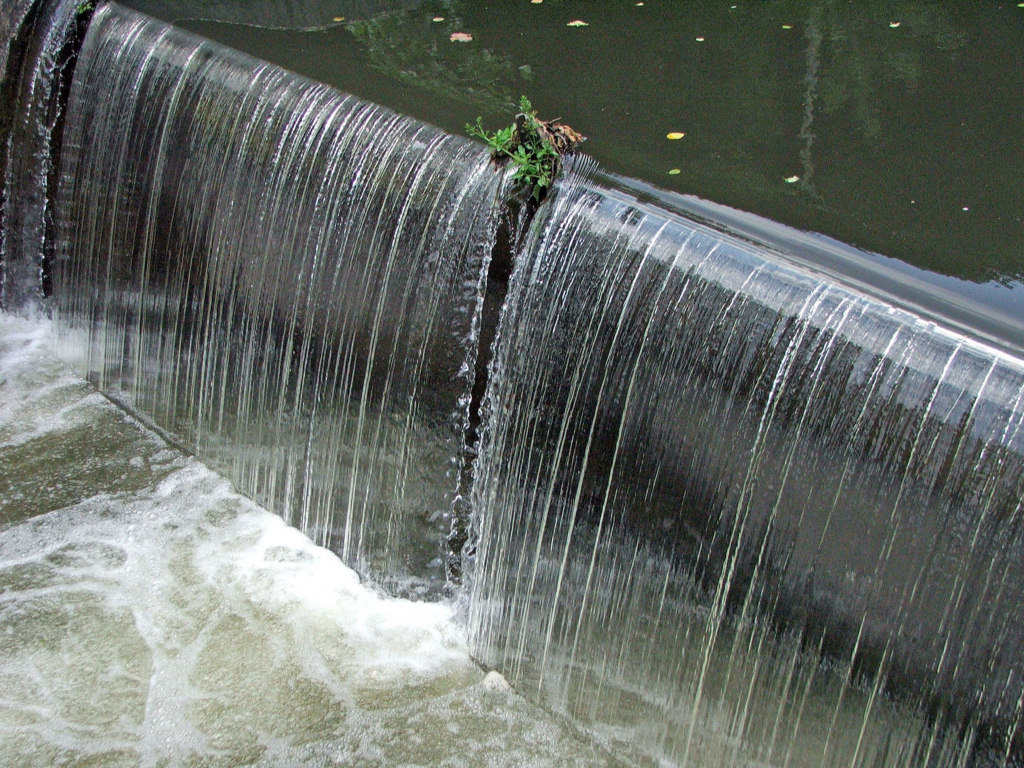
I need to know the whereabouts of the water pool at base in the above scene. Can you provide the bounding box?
[0,314,638,768]
[0,314,987,767]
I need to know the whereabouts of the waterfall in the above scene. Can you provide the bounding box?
[466,178,1024,766]
[51,3,506,593]
[2,1,1021,765]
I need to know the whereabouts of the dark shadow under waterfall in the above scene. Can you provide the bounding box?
[0,0,90,313]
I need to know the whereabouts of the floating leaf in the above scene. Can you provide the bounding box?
[889,21,901,28]
[450,31,473,42]
[432,16,444,22]
[784,175,800,183]
[332,16,344,22]
[695,36,705,42]
[531,0,543,3]
[668,168,681,175]
[567,20,589,27]
[781,24,793,30]
[666,132,686,140]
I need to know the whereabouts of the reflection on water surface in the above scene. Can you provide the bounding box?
[125,0,1024,290]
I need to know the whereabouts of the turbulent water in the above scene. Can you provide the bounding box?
[0,313,640,768]
[467,179,1024,767]
[51,3,505,593]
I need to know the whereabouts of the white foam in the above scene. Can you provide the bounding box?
[0,315,103,447]
[0,313,630,767]
[0,314,464,762]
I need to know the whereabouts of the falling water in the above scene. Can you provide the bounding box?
[50,3,506,592]
[2,1,1023,766]
[467,178,1024,767]
[0,313,637,767]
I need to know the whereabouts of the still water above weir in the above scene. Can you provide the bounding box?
[1,1,1023,766]
[123,0,1024,290]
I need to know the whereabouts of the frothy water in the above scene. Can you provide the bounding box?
[0,314,633,768]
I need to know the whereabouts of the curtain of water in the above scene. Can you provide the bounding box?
[467,179,1024,767]
[51,3,506,593]
[36,3,1024,764]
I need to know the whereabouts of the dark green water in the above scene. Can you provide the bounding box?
[121,0,1023,290]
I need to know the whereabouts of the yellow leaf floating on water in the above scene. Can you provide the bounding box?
[450,31,473,42]
[666,132,685,140]
[432,17,444,22]
[332,16,344,22]
[889,21,901,28]
[695,36,705,42]
[782,24,793,29]
[531,0,543,4]
[567,20,589,27]
[668,169,681,175]
[784,175,800,183]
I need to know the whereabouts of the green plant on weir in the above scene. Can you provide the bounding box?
[74,1,95,15]
[467,96,560,201]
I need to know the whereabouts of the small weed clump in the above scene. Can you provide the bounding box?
[468,96,581,202]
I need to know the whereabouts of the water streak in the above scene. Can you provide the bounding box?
[127,0,421,31]
[467,178,1024,767]
[24,4,1024,764]
[51,3,506,592]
